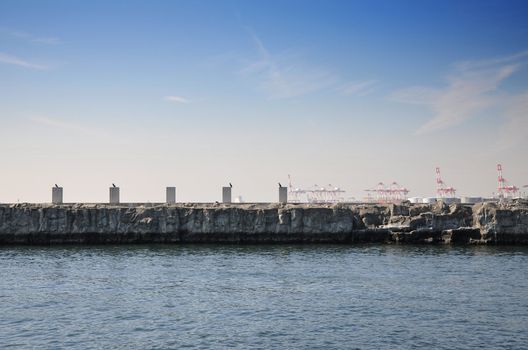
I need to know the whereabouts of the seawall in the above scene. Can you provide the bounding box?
[0,200,527,245]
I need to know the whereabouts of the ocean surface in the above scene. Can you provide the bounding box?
[1,245,527,349]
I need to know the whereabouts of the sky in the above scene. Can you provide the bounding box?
[1,0,527,203]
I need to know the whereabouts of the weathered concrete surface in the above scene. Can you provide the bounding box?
[0,200,527,244]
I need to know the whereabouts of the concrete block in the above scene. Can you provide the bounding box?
[166,187,176,204]
[52,187,63,204]
[109,187,120,204]
[222,187,232,203]
[279,187,288,203]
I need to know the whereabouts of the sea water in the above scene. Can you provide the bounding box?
[1,245,527,349]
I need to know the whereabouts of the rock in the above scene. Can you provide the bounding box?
[358,205,390,228]
[0,202,527,244]
[441,228,481,244]
[409,204,432,217]
[389,203,410,217]
[473,202,528,244]
[409,213,432,230]
[392,228,442,244]
[432,201,450,214]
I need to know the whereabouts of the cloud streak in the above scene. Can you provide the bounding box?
[497,91,528,150]
[340,80,378,96]
[2,28,61,45]
[241,32,339,99]
[391,51,527,135]
[0,52,48,70]
[165,96,190,104]
[31,37,61,45]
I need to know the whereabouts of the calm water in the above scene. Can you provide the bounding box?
[1,245,527,349]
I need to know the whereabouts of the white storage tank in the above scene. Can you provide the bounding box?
[422,197,437,204]
[461,197,482,204]
[408,197,423,204]
[439,197,461,204]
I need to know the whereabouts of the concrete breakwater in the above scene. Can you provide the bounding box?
[0,200,527,245]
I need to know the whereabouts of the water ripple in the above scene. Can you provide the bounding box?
[1,245,527,349]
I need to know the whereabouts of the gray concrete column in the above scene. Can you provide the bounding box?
[109,187,120,204]
[52,187,63,204]
[166,187,176,204]
[279,187,288,204]
[222,187,232,203]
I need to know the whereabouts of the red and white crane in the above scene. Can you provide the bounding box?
[365,181,410,203]
[287,175,345,203]
[288,174,306,203]
[435,167,456,198]
[388,181,410,202]
[497,164,519,199]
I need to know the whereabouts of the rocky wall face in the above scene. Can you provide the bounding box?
[473,200,528,243]
[0,201,527,244]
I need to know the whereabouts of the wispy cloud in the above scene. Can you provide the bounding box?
[2,28,61,45]
[165,96,190,104]
[340,80,378,96]
[391,51,527,136]
[31,37,61,45]
[0,52,48,70]
[497,91,528,150]
[241,32,338,99]
[453,50,528,71]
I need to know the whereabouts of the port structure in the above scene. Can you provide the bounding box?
[287,175,345,203]
[497,163,519,199]
[435,167,456,198]
[365,181,410,204]
[288,175,306,203]
[306,184,346,203]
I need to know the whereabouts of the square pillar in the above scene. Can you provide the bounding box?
[52,187,63,204]
[109,187,120,204]
[279,187,288,204]
[222,187,232,203]
[166,187,176,204]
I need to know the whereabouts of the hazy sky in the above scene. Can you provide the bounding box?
[1,0,527,203]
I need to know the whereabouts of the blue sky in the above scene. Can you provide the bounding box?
[1,0,527,202]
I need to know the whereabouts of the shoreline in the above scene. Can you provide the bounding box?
[1,201,527,245]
